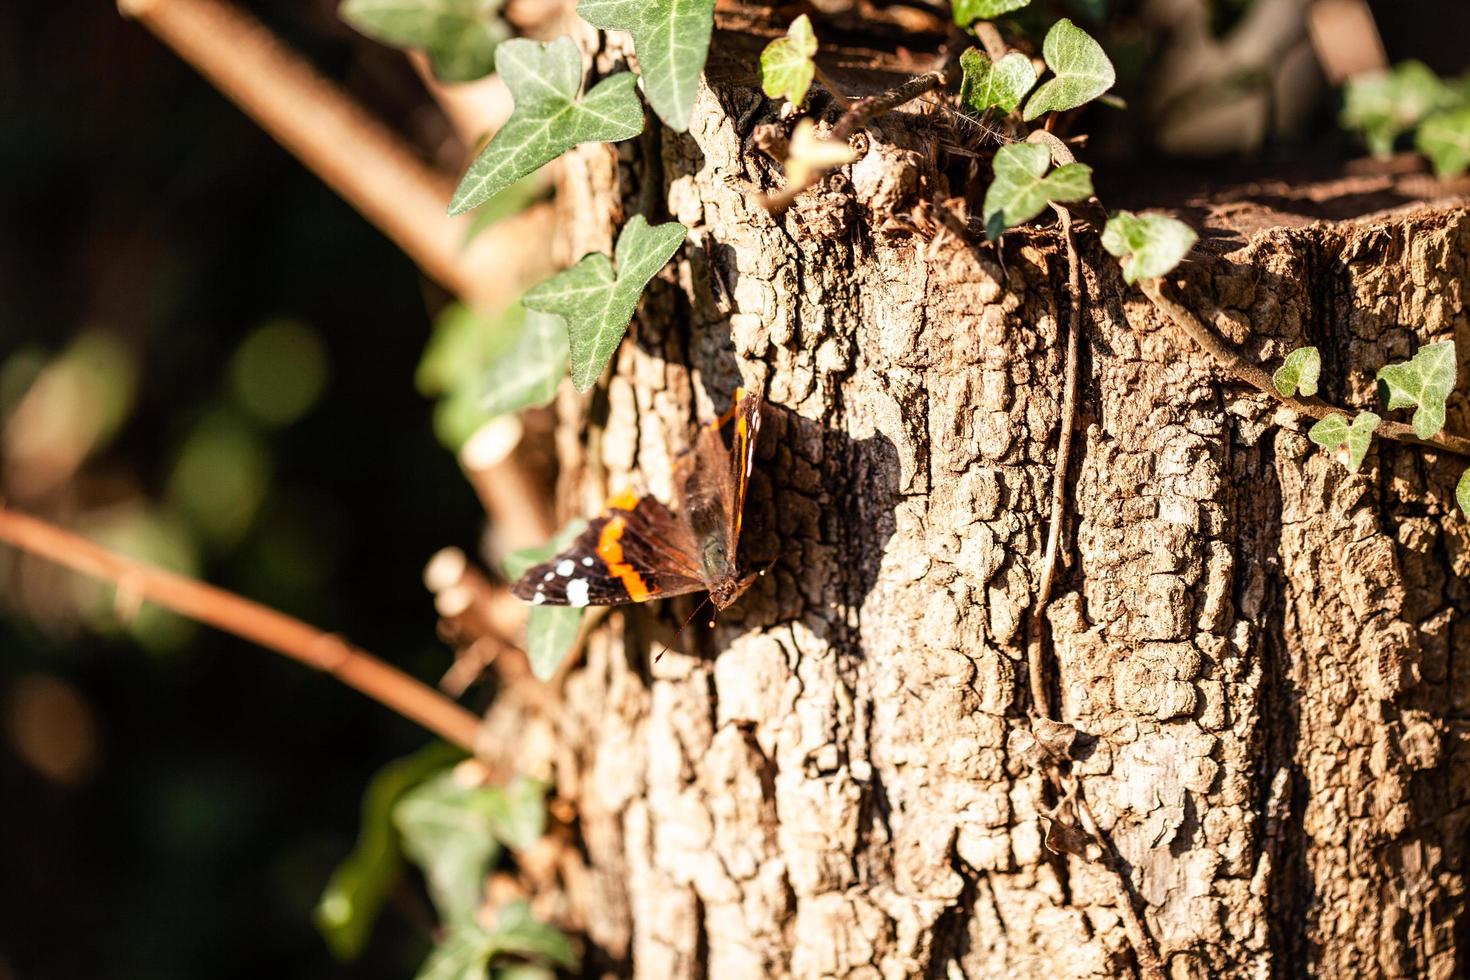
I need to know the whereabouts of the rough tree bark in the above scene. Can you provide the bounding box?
[482,9,1470,978]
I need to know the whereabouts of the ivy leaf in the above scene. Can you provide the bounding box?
[522,216,687,391]
[953,0,1032,25]
[341,0,509,84]
[505,522,588,680]
[1271,346,1321,398]
[1416,106,1470,178]
[488,901,578,969]
[1342,61,1454,157]
[1022,18,1116,121]
[474,776,547,851]
[523,609,582,681]
[315,742,466,961]
[959,49,1037,115]
[448,37,644,216]
[760,15,818,107]
[1376,340,1458,439]
[415,924,495,980]
[982,142,1093,240]
[394,771,503,924]
[1100,210,1197,284]
[481,309,569,418]
[1308,412,1380,473]
[417,302,522,450]
[1458,467,1470,517]
[578,0,717,133]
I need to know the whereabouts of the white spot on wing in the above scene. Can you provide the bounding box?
[531,592,547,605]
[556,559,575,576]
[582,556,594,567]
[543,571,555,582]
[566,579,590,607]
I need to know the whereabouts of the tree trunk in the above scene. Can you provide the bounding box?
[486,14,1470,978]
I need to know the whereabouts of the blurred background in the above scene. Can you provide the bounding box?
[0,2,487,977]
[0,0,1465,978]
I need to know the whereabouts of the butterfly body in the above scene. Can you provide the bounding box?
[512,389,762,611]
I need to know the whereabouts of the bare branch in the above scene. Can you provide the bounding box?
[0,504,484,753]
[117,0,553,312]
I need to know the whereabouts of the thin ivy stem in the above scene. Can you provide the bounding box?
[1141,278,1470,458]
[1071,782,1167,980]
[1029,205,1082,720]
[0,504,485,753]
[812,63,853,112]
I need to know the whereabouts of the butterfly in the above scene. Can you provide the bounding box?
[512,387,763,612]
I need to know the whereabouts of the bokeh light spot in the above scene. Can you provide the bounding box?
[229,319,329,427]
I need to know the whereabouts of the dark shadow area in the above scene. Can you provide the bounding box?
[0,2,485,978]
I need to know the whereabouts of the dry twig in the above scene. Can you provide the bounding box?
[117,0,553,312]
[0,504,484,752]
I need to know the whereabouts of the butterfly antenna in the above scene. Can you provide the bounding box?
[654,595,716,663]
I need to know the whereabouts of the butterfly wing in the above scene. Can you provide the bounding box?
[512,496,708,607]
[675,387,762,571]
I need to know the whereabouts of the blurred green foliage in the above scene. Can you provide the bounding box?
[1342,60,1470,175]
[316,741,466,961]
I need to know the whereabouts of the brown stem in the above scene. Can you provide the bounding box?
[117,0,553,313]
[830,67,953,143]
[811,64,853,113]
[1028,205,1082,719]
[972,22,1009,63]
[459,416,558,551]
[1072,786,1167,980]
[0,504,484,753]
[1141,278,1470,458]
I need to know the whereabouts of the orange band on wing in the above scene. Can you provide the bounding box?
[597,515,655,602]
[607,488,639,511]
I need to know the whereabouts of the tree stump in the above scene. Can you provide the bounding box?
[484,13,1470,978]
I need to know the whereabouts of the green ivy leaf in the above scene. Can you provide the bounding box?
[982,142,1093,240]
[316,742,466,961]
[1458,467,1470,517]
[394,771,503,924]
[522,216,687,391]
[1376,340,1458,440]
[481,310,569,418]
[448,37,644,216]
[760,15,818,107]
[1342,61,1455,157]
[416,924,496,980]
[488,901,578,969]
[414,906,575,980]
[505,522,588,680]
[1271,346,1321,398]
[1308,412,1379,473]
[524,608,582,681]
[417,303,522,451]
[341,0,509,83]
[474,776,548,851]
[1417,106,1470,178]
[578,0,717,133]
[959,49,1037,115]
[1022,18,1116,121]
[1100,210,1197,284]
[953,0,1032,25]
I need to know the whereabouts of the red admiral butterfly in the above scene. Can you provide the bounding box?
[512,388,762,612]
